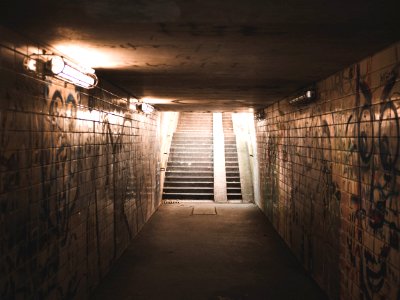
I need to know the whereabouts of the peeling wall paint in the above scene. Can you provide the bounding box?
[255,42,400,300]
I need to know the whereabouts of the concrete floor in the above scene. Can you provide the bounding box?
[91,203,328,300]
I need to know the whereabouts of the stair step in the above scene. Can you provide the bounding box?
[166,171,213,176]
[164,181,214,187]
[170,148,212,152]
[172,139,213,146]
[168,162,213,167]
[178,119,212,121]
[170,152,213,156]
[226,167,239,171]
[169,156,213,161]
[225,149,238,153]
[171,144,213,148]
[174,133,213,137]
[226,172,240,176]
[179,123,212,125]
[165,176,213,182]
[179,117,212,119]
[173,137,213,140]
[226,177,240,181]
[168,157,213,162]
[227,194,242,200]
[175,129,212,131]
[163,193,214,200]
[163,187,214,193]
[167,166,213,171]
[171,143,213,149]
[176,129,212,132]
[170,150,213,153]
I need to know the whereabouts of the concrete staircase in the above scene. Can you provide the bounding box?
[222,113,242,200]
[163,113,214,200]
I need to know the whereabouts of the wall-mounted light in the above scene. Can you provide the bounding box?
[129,97,138,112]
[24,54,98,89]
[138,103,154,114]
[288,88,317,105]
[255,109,266,120]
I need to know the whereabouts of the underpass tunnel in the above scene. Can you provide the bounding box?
[1,2,400,299]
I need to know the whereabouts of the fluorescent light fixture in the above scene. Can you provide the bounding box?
[129,98,138,111]
[255,109,266,120]
[138,103,155,114]
[288,89,316,105]
[23,54,98,89]
[25,58,37,72]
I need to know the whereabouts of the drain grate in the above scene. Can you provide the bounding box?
[192,206,217,215]
[163,200,180,205]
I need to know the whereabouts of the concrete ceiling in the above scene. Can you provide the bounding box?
[1,0,400,111]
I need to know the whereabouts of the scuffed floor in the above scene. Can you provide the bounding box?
[91,203,327,300]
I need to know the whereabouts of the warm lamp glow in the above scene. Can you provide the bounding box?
[25,58,37,71]
[139,103,155,114]
[129,98,138,111]
[141,97,175,104]
[54,44,127,69]
[51,56,65,74]
[288,89,317,105]
[24,54,98,89]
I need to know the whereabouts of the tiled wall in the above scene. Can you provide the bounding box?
[0,28,162,299]
[255,43,400,300]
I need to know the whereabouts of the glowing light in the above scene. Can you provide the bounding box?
[25,58,37,71]
[306,90,315,99]
[139,103,155,114]
[129,103,137,111]
[53,62,97,88]
[127,98,138,111]
[288,89,317,105]
[54,43,126,69]
[24,53,98,89]
[140,97,175,104]
[51,56,65,74]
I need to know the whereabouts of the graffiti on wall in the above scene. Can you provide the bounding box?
[257,52,400,300]
[0,74,159,299]
[344,63,400,300]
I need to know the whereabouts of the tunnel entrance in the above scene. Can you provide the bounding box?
[162,112,254,203]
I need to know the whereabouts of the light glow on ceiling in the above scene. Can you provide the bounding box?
[141,97,176,104]
[54,43,128,69]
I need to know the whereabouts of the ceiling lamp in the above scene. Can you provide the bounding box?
[288,89,317,105]
[24,54,98,89]
[138,103,154,114]
[129,97,138,112]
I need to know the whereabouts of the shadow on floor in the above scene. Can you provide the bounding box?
[91,203,328,300]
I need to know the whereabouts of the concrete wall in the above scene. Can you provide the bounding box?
[255,42,400,300]
[0,28,164,299]
[232,113,255,203]
[159,111,180,196]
